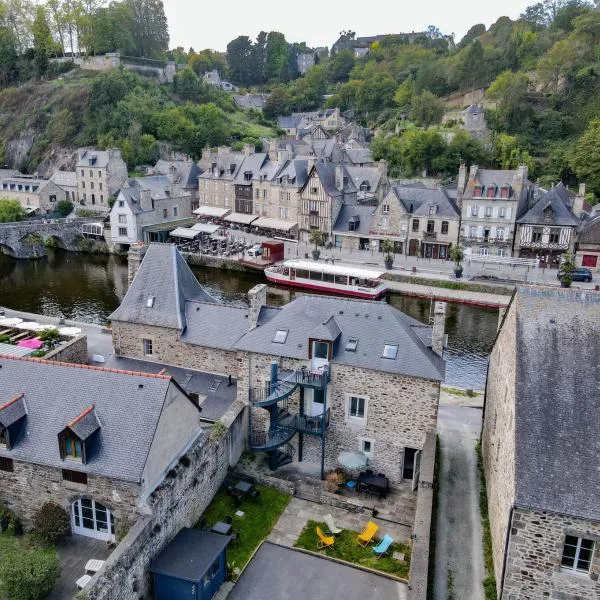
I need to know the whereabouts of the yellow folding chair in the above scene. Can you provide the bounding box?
[316,526,335,550]
[357,521,378,547]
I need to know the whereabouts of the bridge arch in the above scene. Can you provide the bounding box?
[0,242,17,257]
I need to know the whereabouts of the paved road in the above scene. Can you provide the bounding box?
[434,401,485,600]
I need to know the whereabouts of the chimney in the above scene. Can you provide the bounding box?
[517,164,528,184]
[248,283,267,330]
[377,159,387,177]
[277,149,290,164]
[243,144,254,157]
[431,302,447,357]
[140,188,153,212]
[572,183,587,218]
[199,147,212,170]
[269,138,278,154]
[457,163,467,194]
[335,164,344,191]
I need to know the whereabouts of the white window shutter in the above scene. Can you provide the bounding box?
[491,226,497,239]
[493,207,498,218]
[477,225,484,238]
[507,206,512,218]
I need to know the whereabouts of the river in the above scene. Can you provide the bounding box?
[0,251,498,390]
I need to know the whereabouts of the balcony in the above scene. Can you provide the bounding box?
[460,236,510,245]
[249,367,329,407]
[278,408,331,435]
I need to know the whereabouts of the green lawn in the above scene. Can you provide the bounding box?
[294,519,411,580]
[196,484,290,575]
[0,531,59,600]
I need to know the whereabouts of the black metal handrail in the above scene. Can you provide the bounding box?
[249,425,295,451]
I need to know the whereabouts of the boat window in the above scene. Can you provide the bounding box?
[382,344,398,360]
[295,269,309,279]
[346,338,358,352]
[282,267,289,276]
[334,274,348,285]
[309,270,323,281]
[322,272,335,283]
[273,329,288,344]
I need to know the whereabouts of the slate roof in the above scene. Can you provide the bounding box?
[273,159,309,188]
[234,295,445,381]
[517,185,580,227]
[391,185,460,218]
[510,287,600,521]
[333,204,375,236]
[150,528,230,582]
[153,160,203,189]
[313,163,357,198]
[118,186,143,215]
[68,405,101,440]
[199,151,245,181]
[0,356,180,482]
[49,170,77,187]
[233,94,268,109]
[344,148,373,165]
[76,149,111,168]
[109,244,217,330]
[310,316,342,341]
[278,116,301,129]
[577,214,600,244]
[345,166,383,195]
[233,153,268,185]
[129,176,177,199]
[0,394,27,427]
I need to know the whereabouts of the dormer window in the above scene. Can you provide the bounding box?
[487,185,496,198]
[382,344,398,360]
[64,431,83,461]
[359,181,370,192]
[500,185,510,199]
[58,405,100,464]
[428,205,437,216]
[0,393,27,451]
[474,185,483,197]
[382,204,390,213]
[244,171,252,182]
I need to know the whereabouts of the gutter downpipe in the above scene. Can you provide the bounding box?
[499,505,515,600]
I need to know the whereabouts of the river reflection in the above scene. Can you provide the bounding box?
[0,251,497,389]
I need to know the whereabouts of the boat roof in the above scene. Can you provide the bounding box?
[279,260,385,279]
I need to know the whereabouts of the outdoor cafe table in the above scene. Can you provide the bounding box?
[211,521,232,535]
[234,480,253,495]
[358,472,389,498]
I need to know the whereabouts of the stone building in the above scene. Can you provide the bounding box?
[108,176,192,250]
[0,354,203,541]
[153,159,203,212]
[482,287,600,599]
[515,183,584,266]
[0,173,67,215]
[110,243,445,484]
[576,213,600,271]
[49,170,78,203]
[457,164,532,257]
[76,148,128,214]
[297,52,315,74]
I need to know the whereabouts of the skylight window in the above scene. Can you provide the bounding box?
[273,329,288,344]
[146,296,155,308]
[382,344,398,360]
[346,337,358,352]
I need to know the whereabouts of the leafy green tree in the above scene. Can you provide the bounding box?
[265,31,289,82]
[263,86,287,119]
[125,0,168,57]
[55,199,74,216]
[486,70,530,131]
[0,200,26,222]
[410,90,444,128]
[393,77,414,113]
[457,23,486,48]
[32,5,52,77]
[0,7,19,87]
[492,132,535,173]
[537,38,580,95]
[328,48,355,82]
[226,35,255,85]
[570,118,600,195]
[356,73,397,114]
[0,545,60,600]
[91,1,135,54]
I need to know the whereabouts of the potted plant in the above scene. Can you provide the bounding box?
[308,230,325,261]
[449,245,465,278]
[559,252,575,288]
[381,239,395,270]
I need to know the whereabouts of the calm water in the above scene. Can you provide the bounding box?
[0,251,498,389]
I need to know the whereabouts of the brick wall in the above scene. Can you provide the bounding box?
[503,507,600,599]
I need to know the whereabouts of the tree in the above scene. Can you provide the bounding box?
[0,200,26,222]
[91,1,135,55]
[0,6,19,86]
[492,132,535,173]
[393,77,414,113]
[263,86,287,119]
[537,38,580,95]
[570,118,600,195]
[265,31,288,82]
[0,546,60,600]
[356,73,397,114]
[34,502,71,543]
[32,5,52,77]
[457,23,486,48]
[328,48,355,82]
[410,90,444,127]
[125,0,168,57]
[55,199,74,216]
[486,71,530,131]
[226,35,255,85]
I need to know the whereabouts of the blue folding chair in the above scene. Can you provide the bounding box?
[372,534,393,559]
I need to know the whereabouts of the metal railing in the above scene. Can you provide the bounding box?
[249,426,296,451]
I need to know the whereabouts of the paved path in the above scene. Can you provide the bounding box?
[433,399,485,600]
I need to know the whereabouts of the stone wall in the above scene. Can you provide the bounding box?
[482,298,518,589]
[0,460,140,529]
[503,507,600,599]
[86,402,247,600]
[45,334,88,364]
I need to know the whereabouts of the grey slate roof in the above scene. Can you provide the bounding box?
[344,148,373,165]
[233,153,268,185]
[0,356,177,482]
[578,214,600,244]
[150,528,230,582]
[234,295,445,381]
[345,166,383,194]
[310,316,342,342]
[313,163,357,198]
[118,186,143,215]
[76,149,111,168]
[392,185,460,218]
[0,394,27,427]
[153,160,203,189]
[333,204,375,235]
[273,159,309,188]
[278,116,301,129]
[109,244,217,330]
[517,185,580,227]
[69,406,101,440]
[49,170,77,187]
[510,287,600,520]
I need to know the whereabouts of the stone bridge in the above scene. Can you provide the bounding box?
[0,218,99,258]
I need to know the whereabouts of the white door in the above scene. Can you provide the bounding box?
[72,498,115,541]
[311,341,329,371]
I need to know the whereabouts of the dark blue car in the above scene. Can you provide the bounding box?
[557,268,593,282]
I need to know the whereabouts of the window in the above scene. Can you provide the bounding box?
[118,227,127,237]
[49,194,57,203]
[0,456,14,472]
[412,219,420,232]
[163,208,168,218]
[487,186,496,198]
[143,338,153,355]
[382,343,398,359]
[427,220,435,233]
[100,195,104,203]
[359,438,374,459]
[91,194,95,204]
[484,206,492,217]
[345,337,358,352]
[98,170,102,178]
[310,186,319,194]
[255,189,260,199]
[549,232,559,244]
[380,216,389,229]
[64,432,83,460]
[80,169,84,177]
[382,204,390,213]
[99,182,103,190]
[90,181,94,190]
[478,247,490,256]
[62,469,87,485]
[272,329,288,344]
[348,395,367,420]
[173,206,178,217]
[497,227,505,240]
[0,426,7,448]
[428,205,437,216]
[498,207,506,218]
[118,200,124,208]
[89,170,93,177]
[262,189,267,199]
[146,296,155,308]
[312,341,330,359]
[82,180,85,189]
[471,205,478,217]
[473,186,482,197]
[118,214,126,224]
[280,207,289,219]
[561,536,594,574]
[532,231,542,243]
[441,221,449,234]
[500,186,510,198]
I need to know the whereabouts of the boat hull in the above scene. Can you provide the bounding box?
[265,273,386,299]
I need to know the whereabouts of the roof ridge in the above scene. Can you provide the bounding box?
[0,393,24,411]
[0,354,171,380]
[68,404,95,428]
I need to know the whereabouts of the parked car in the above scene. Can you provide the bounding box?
[557,267,592,282]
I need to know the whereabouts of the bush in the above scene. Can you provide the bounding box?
[33,502,70,543]
[0,547,60,600]
[55,200,74,217]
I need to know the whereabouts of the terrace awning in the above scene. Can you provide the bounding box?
[169,227,198,240]
[193,206,231,218]
[191,223,222,234]
[252,217,297,231]
[224,213,258,225]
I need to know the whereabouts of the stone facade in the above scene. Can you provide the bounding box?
[45,334,88,364]
[502,508,600,599]
[0,459,140,530]
[0,177,66,214]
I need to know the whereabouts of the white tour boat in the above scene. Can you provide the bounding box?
[264,260,387,299]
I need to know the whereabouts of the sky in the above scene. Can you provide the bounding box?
[163,0,535,52]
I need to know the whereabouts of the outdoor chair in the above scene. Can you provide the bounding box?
[230,528,241,547]
[357,521,378,547]
[316,526,335,550]
[324,514,342,536]
[76,574,92,590]
[372,534,394,559]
